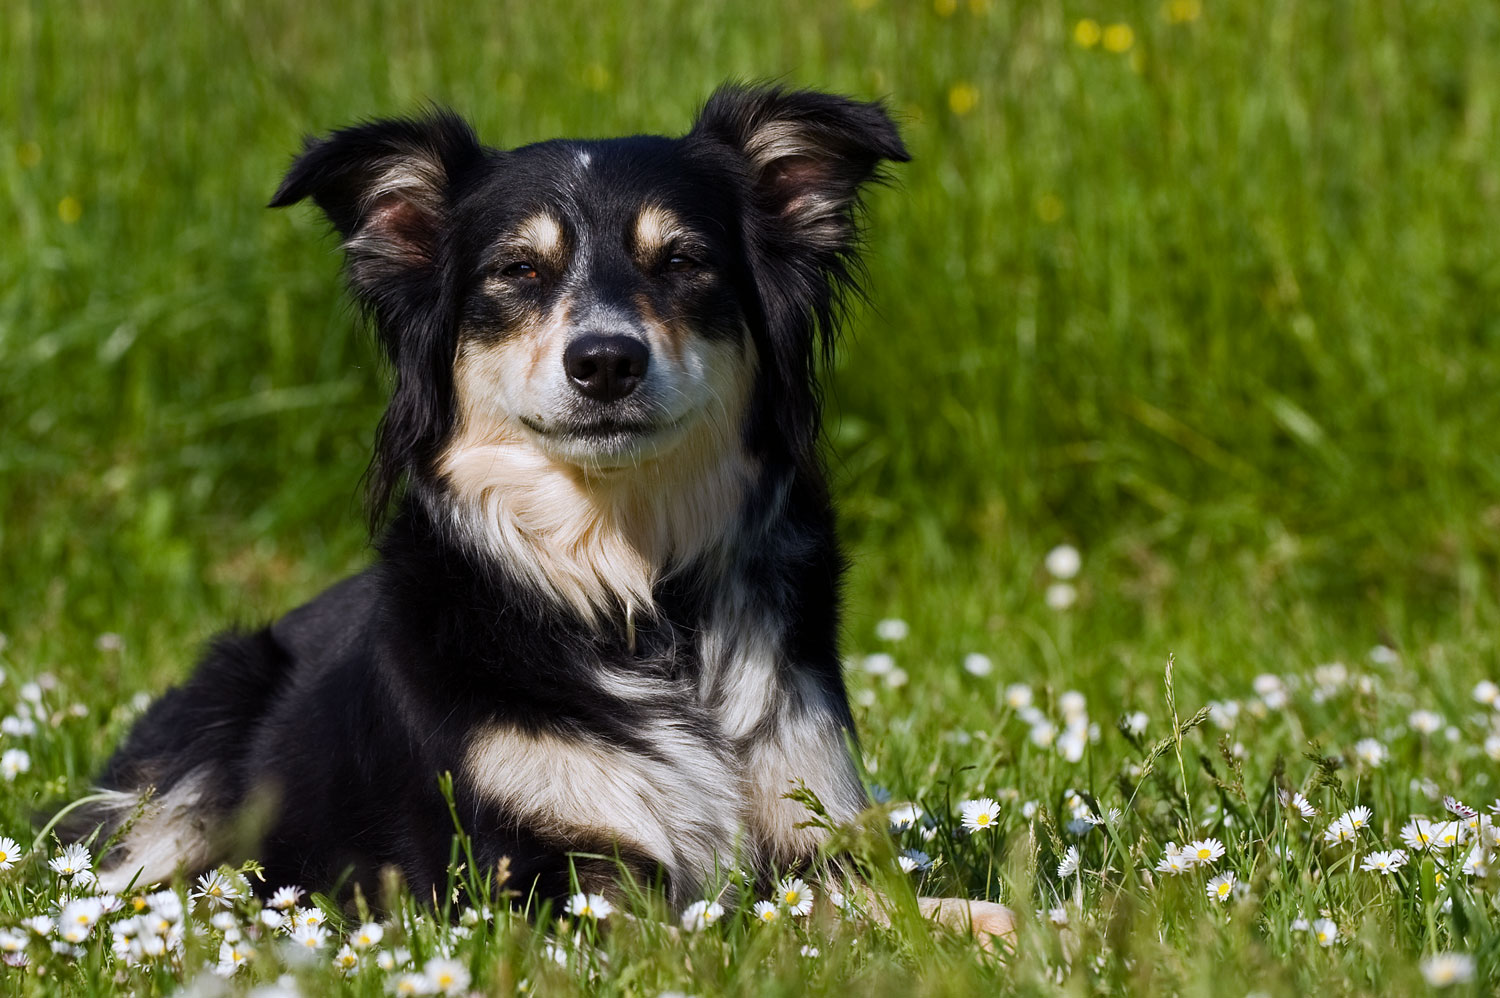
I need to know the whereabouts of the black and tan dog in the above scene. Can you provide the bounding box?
[72,84,1011,939]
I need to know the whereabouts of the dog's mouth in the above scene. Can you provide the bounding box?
[518,412,692,467]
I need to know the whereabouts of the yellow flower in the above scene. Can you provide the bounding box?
[1036,194,1065,223]
[1073,18,1102,48]
[582,63,611,92]
[58,196,82,224]
[18,141,42,168]
[947,82,979,116]
[1103,23,1135,52]
[934,0,957,15]
[1163,0,1202,23]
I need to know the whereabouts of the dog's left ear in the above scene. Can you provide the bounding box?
[269,111,484,303]
[270,111,485,525]
[689,85,910,254]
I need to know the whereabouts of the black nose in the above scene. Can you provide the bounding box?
[563,334,649,402]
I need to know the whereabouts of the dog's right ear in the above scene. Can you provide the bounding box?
[269,111,484,298]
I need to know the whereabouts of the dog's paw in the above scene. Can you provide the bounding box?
[918,896,1016,948]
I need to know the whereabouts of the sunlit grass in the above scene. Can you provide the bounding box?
[2,0,1499,994]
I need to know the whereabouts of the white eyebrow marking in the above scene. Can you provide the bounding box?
[634,204,684,254]
[516,213,563,256]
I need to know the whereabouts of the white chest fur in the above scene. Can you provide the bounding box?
[460,596,865,905]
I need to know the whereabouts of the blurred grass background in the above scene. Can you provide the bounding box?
[2,0,1498,717]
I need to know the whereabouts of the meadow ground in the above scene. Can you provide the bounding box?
[3,0,1500,994]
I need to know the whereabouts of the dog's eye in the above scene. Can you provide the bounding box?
[499,261,539,280]
[665,254,699,273]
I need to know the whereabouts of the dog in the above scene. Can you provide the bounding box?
[70,84,1012,940]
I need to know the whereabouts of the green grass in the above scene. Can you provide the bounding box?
[3,0,1500,994]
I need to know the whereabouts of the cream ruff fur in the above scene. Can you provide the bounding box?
[436,334,759,621]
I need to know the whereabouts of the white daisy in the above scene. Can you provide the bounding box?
[1005,683,1034,709]
[1360,849,1408,874]
[1154,844,1192,875]
[0,929,26,954]
[1278,790,1316,819]
[1205,871,1236,902]
[48,840,91,882]
[1432,821,1465,850]
[889,803,924,831]
[290,924,328,950]
[1313,662,1348,688]
[777,878,813,916]
[0,716,36,737]
[1340,805,1372,832]
[268,885,304,910]
[332,944,359,973]
[962,653,993,677]
[423,956,471,995]
[1401,818,1436,851]
[861,653,895,676]
[875,618,909,642]
[1408,709,1443,735]
[1473,680,1500,707]
[1029,720,1058,748]
[1461,848,1490,877]
[959,797,1001,832]
[351,921,383,948]
[1187,838,1225,865]
[0,836,22,870]
[1323,817,1356,845]
[1420,952,1476,987]
[290,905,326,930]
[1253,674,1288,710]
[1045,544,1081,580]
[1311,917,1338,947]
[752,900,780,923]
[680,899,725,931]
[1045,582,1077,610]
[1,748,30,781]
[191,870,242,909]
[1124,711,1149,736]
[1057,846,1081,878]
[214,940,253,977]
[1353,738,1388,768]
[565,893,613,920]
[393,972,431,996]
[1057,726,1087,762]
[1207,700,1240,729]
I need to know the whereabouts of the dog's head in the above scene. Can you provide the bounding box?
[273,85,907,504]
